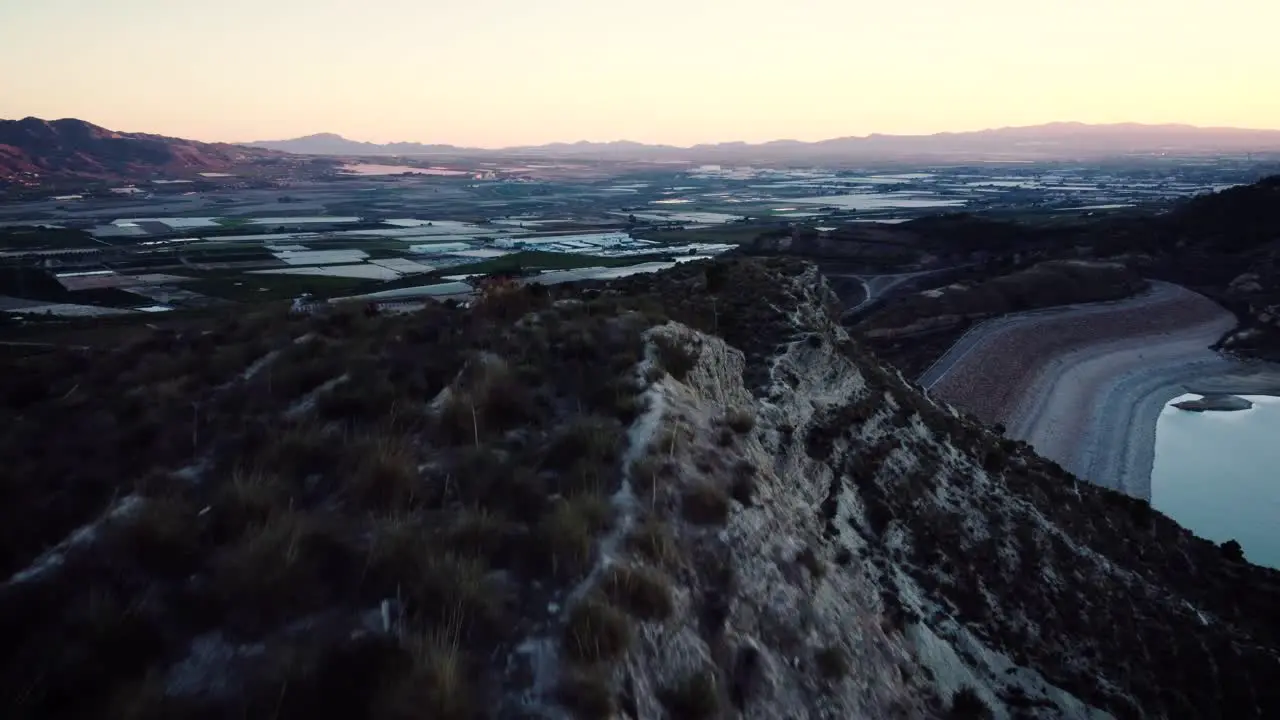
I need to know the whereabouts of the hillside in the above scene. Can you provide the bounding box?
[2,258,1277,719]
[0,117,282,185]
[1088,176,1280,359]
[824,176,1280,375]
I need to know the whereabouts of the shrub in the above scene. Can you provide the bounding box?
[1220,539,1246,563]
[627,518,680,568]
[215,468,293,531]
[405,551,499,631]
[535,495,614,580]
[105,669,169,720]
[438,357,535,444]
[103,497,201,576]
[345,435,420,511]
[949,686,993,720]
[815,645,849,680]
[730,460,757,506]
[557,669,615,720]
[563,599,632,664]
[652,333,699,381]
[376,629,474,720]
[716,426,735,447]
[244,421,343,485]
[682,483,730,526]
[601,565,674,621]
[212,510,351,630]
[796,545,827,579]
[445,507,519,568]
[544,417,622,472]
[981,447,1006,474]
[630,454,667,498]
[724,407,755,434]
[659,669,720,719]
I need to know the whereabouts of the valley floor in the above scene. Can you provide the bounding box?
[925,281,1280,497]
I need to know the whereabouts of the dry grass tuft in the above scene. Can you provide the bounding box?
[815,645,850,680]
[376,625,475,720]
[600,565,674,621]
[365,523,501,632]
[103,496,200,575]
[629,453,668,498]
[534,494,614,580]
[730,459,757,506]
[627,517,681,568]
[556,668,615,719]
[245,421,343,485]
[948,686,993,719]
[563,598,632,664]
[797,545,827,579]
[681,482,731,526]
[724,407,756,434]
[659,669,720,719]
[346,435,420,511]
[104,669,169,720]
[652,333,699,381]
[216,468,292,528]
[212,510,351,629]
[445,506,518,567]
[439,356,535,444]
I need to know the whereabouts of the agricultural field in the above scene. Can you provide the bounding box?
[2,154,1270,333]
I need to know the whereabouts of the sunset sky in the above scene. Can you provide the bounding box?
[2,0,1278,147]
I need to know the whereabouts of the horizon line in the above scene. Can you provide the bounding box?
[237,120,1280,151]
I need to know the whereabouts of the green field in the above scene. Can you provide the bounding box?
[443,250,668,275]
[0,266,143,307]
[0,227,100,251]
[632,222,783,246]
[185,272,377,302]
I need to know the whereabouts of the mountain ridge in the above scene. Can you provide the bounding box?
[248,121,1280,160]
[0,117,283,186]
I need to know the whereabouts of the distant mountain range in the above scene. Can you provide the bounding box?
[250,122,1280,162]
[0,117,280,186]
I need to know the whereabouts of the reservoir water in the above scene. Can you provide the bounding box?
[1151,394,1280,569]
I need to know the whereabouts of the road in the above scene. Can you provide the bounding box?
[916,280,1181,391]
[0,340,90,350]
[831,265,974,315]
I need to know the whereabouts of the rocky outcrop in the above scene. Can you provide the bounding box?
[1172,394,1254,412]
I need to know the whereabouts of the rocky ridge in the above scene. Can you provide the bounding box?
[1,258,1277,719]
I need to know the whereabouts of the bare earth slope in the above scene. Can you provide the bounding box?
[922,281,1265,493]
[1,260,1277,719]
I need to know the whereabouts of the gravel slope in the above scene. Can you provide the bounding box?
[925,281,1277,498]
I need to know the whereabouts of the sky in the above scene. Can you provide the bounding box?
[2,0,1278,148]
